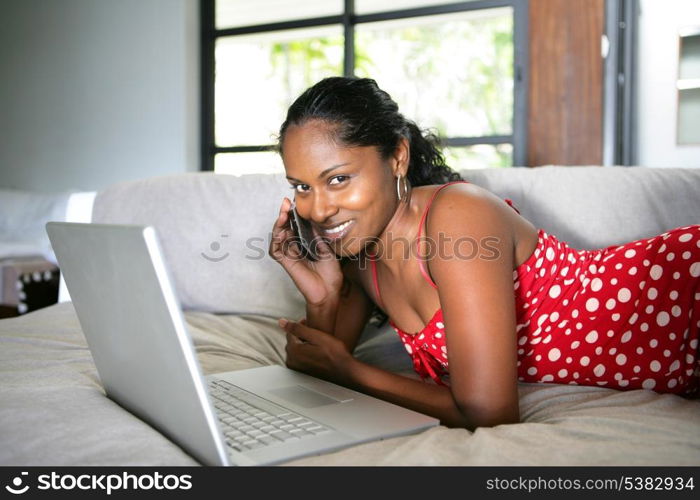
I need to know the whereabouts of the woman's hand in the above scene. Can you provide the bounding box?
[268,197,344,307]
[278,318,355,385]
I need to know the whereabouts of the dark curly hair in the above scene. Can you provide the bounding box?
[277,76,462,187]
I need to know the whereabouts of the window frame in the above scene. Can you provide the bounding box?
[200,0,529,171]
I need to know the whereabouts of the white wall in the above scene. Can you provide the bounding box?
[0,0,200,193]
[636,0,700,168]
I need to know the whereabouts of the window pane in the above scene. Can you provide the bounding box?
[444,144,513,170]
[215,26,343,147]
[214,152,284,175]
[355,8,513,138]
[216,0,342,30]
[355,0,482,15]
[678,88,700,144]
[679,32,700,80]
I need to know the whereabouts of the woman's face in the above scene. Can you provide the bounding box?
[281,120,403,257]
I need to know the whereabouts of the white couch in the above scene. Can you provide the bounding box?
[1,166,699,466]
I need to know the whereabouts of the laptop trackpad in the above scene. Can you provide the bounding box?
[268,385,340,408]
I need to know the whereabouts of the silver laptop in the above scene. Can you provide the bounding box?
[46,222,438,466]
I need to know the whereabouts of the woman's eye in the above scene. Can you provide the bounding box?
[291,184,310,193]
[329,175,349,186]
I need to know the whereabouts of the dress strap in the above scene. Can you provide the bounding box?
[416,181,470,289]
[374,181,519,302]
[415,182,522,287]
[504,198,520,214]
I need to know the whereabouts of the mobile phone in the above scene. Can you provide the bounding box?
[288,203,320,261]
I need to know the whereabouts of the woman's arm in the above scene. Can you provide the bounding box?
[305,261,374,352]
[345,359,480,428]
[424,184,521,426]
[280,320,473,428]
[282,317,508,428]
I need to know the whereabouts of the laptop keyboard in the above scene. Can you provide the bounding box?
[208,379,332,452]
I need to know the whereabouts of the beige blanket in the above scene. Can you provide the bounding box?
[1,303,698,466]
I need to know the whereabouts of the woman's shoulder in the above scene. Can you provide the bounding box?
[418,181,516,229]
[414,180,505,203]
[419,181,539,269]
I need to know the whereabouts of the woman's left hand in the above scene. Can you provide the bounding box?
[278,318,355,385]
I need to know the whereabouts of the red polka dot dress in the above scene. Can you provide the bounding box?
[513,226,700,395]
[370,182,700,396]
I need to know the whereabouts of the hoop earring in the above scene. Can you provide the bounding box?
[396,174,409,202]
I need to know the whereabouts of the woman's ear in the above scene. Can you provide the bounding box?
[391,137,410,177]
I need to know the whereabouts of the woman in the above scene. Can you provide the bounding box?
[269,76,700,429]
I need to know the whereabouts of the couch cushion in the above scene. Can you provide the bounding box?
[92,173,305,318]
[91,167,700,316]
[461,166,700,249]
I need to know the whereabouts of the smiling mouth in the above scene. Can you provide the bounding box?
[320,220,354,240]
[323,220,352,234]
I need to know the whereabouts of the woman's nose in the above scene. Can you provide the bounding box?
[309,193,338,223]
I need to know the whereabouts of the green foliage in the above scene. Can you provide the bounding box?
[265,10,514,169]
[270,37,343,104]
